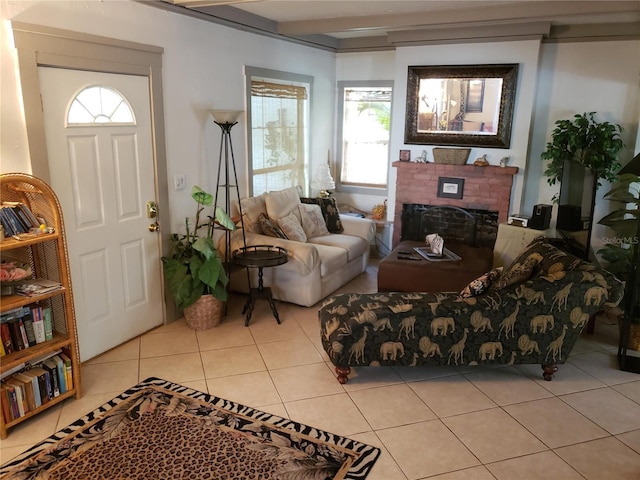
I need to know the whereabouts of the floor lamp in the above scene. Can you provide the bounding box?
[617,152,640,373]
[209,109,247,299]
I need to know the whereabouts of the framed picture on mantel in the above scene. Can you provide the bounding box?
[399,150,411,162]
[437,177,464,199]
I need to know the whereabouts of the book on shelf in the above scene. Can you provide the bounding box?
[20,370,42,408]
[43,307,53,341]
[32,307,46,344]
[0,349,72,422]
[42,359,60,398]
[7,320,25,351]
[1,323,13,355]
[1,202,40,229]
[1,385,14,422]
[15,204,40,230]
[0,206,26,236]
[23,313,37,347]
[8,206,32,233]
[0,209,14,237]
[4,376,29,416]
[0,306,24,323]
[1,384,19,421]
[1,202,40,234]
[12,371,38,410]
[0,307,40,352]
[19,204,41,230]
[28,367,50,405]
[58,352,73,391]
[50,355,66,394]
[17,318,29,349]
[15,279,62,297]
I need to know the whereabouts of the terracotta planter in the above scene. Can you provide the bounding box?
[183,294,223,330]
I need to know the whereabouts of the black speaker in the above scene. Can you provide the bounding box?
[529,204,552,230]
[557,204,582,231]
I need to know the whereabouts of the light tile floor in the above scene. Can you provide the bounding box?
[1,261,639,479]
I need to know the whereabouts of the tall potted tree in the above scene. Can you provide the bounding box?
[541,112,625,259]
[162,186,235,330]
[541,112,624,191]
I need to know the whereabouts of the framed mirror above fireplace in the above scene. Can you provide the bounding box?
[404,64,519,148]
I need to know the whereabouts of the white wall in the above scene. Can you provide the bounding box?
[0,0,336,232]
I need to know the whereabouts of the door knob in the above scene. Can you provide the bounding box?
[148,222,160,232]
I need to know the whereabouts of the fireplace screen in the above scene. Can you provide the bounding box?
[401,204,498,248]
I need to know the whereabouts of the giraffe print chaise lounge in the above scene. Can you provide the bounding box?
[318,237,625,384]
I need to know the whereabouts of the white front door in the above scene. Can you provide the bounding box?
[38,67,164,361]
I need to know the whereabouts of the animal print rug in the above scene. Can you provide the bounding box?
[0,377,379,479]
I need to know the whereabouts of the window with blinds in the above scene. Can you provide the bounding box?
[248,73,311,196]
[337,82,392,192]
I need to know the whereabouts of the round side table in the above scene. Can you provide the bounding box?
[232,245,288,326]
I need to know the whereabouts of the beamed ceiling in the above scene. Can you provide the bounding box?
[143,0,640,51]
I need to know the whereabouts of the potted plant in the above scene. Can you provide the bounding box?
[598,171,640,350]
[541,112,624,191]
[162,186,235,329]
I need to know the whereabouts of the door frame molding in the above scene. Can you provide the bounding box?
[12,22,175,322]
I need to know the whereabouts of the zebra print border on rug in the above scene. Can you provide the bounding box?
[1,377,380,480]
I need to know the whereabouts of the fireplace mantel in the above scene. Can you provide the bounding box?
[392,161,519,247]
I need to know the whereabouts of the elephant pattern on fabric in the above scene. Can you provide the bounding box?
[431,317,455,336]
[380,341,405,360]
[319,238,625,372]
[530,314,555,334]
[479,341,503,360]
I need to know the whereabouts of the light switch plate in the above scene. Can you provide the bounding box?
[174,174,186,190]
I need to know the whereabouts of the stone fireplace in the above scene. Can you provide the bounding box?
[392,161,519,247]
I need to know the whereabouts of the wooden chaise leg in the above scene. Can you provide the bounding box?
[542,363,558,381]
[335,367,351,384]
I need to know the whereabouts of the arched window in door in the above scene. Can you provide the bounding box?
[67,85,135,125]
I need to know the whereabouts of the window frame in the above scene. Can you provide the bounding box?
[336,80,393,197]
[245,66,313,197]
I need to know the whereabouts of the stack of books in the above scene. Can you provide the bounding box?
[0,202,41,237]
[0,349,74,423]
[1,306,54,356]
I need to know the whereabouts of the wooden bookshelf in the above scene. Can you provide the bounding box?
[0,173,81,439]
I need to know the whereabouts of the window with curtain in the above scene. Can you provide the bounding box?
[337,82,392,193]
[246,68,311,196]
